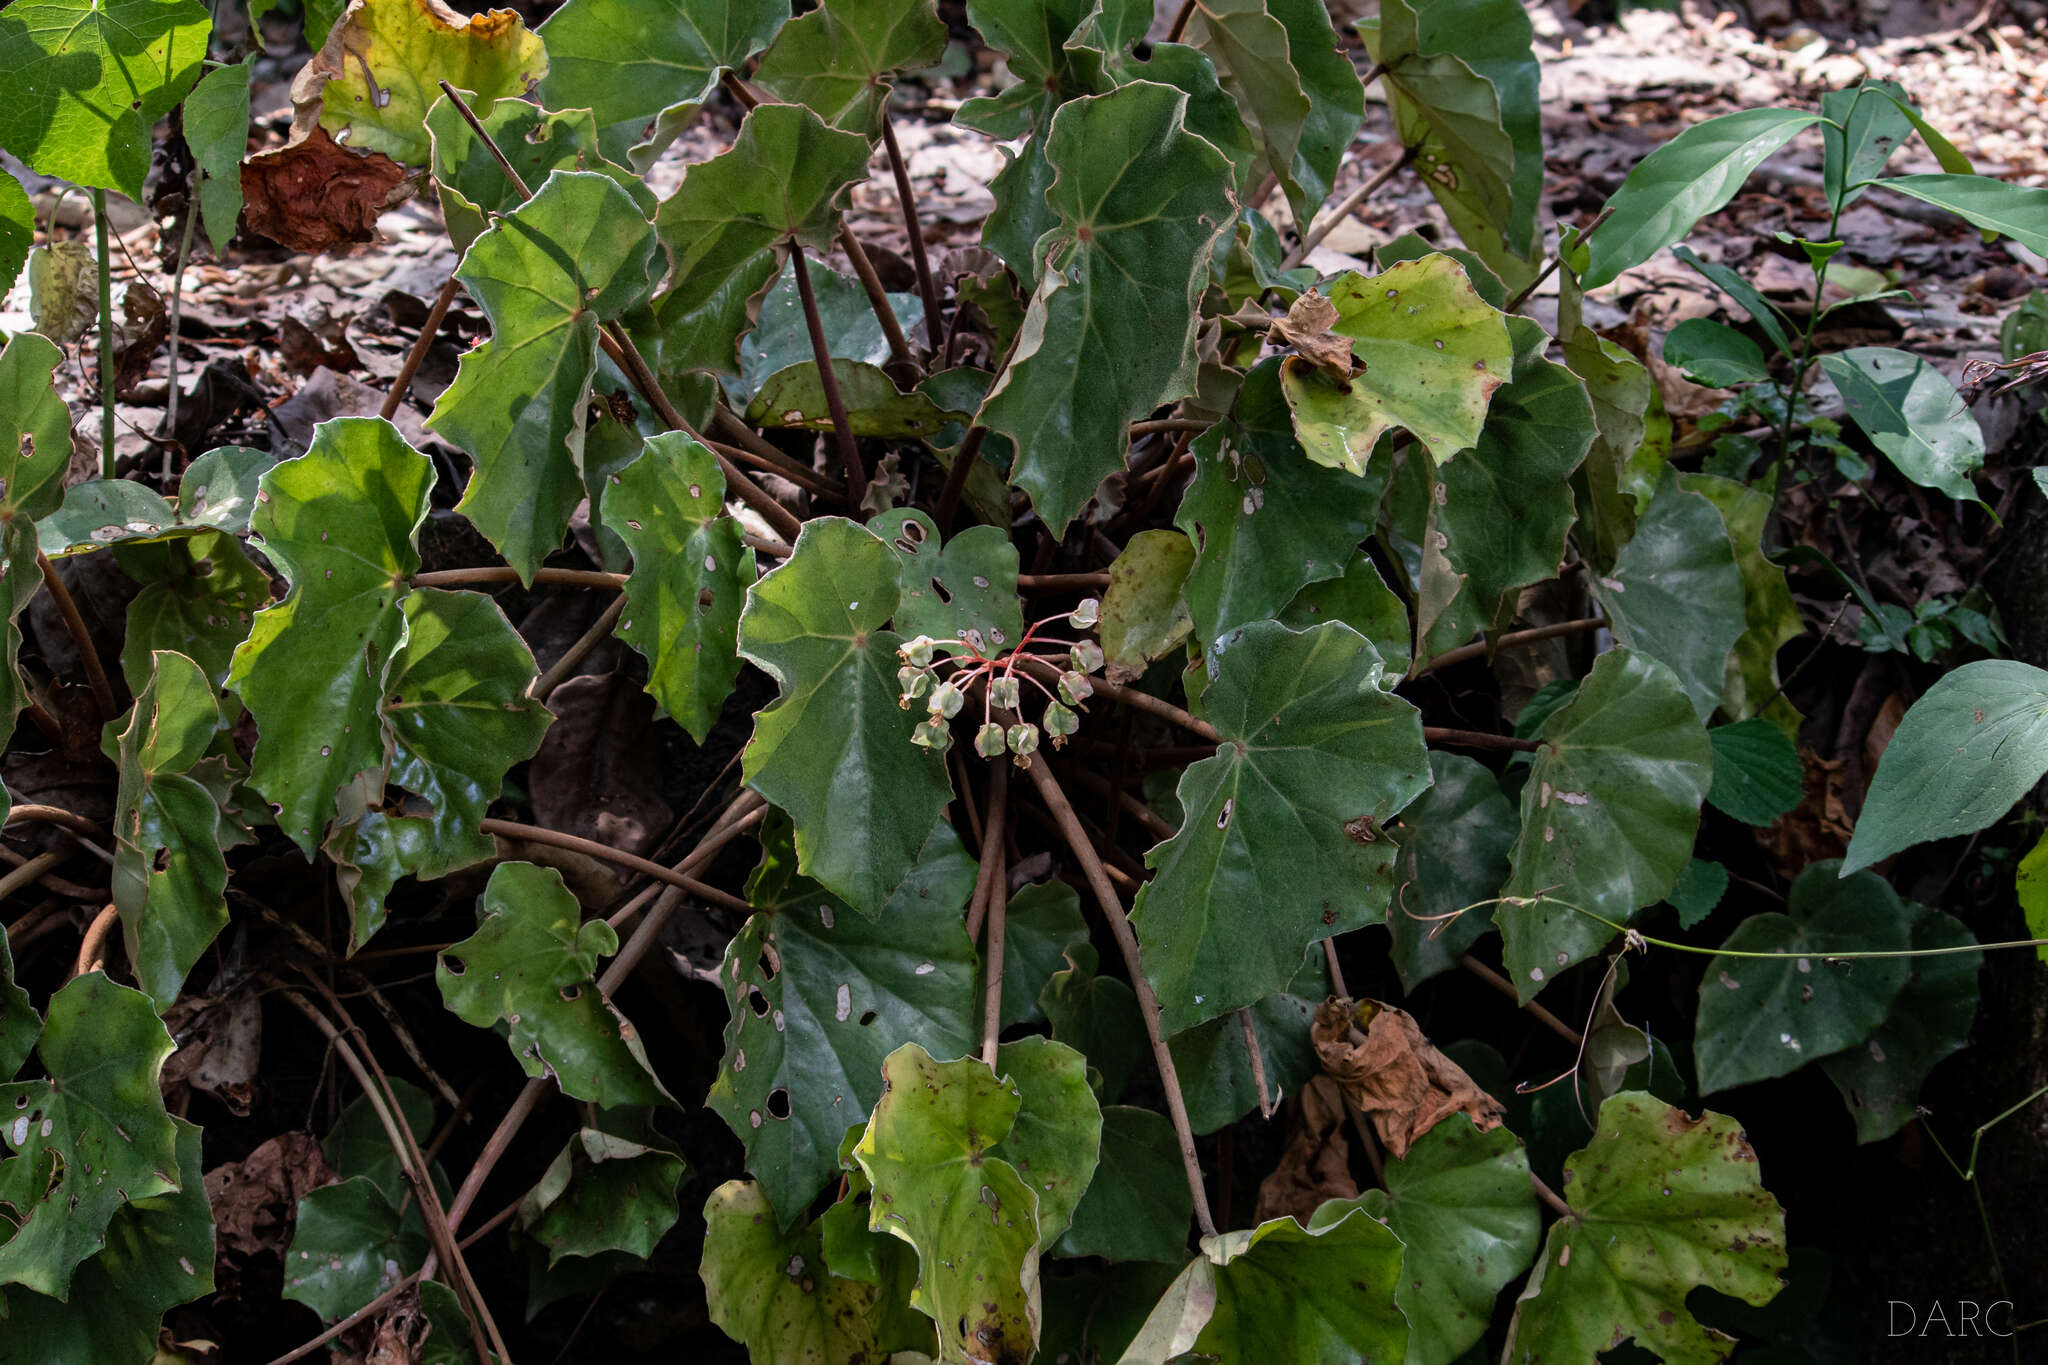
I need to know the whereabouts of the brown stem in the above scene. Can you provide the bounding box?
[72,902,119,978]
[1424,727,1542,754]
[380,275,460,421]
[478,817,752,915]
[839,225,919,372]
[529,595,624,702]
[1018,753,1217,1236]
[1460,953,1584,1046]
[437,80,531,196]
[880,115,944,355]
[965,764,1010,942]
[712,405,847,498]
[1238,1007,1275,1119]
[789,245,869,507]
[1166,0,1197,42]
[36,552,117,720]
[413,566,626,592]
[1128,417,1214,437]
[1322,937,1349,998]
[1529,1171,1574,1218]
[932,424,987,534]
[1017,571,1110,593]
[7,804,112,845]
[1015,657,1219,742]
[0,851,66,904]
[1056,760,1175,842]
[1408,616,1611,679]
[977,765,1010,1067]
[1284,145,1416,270]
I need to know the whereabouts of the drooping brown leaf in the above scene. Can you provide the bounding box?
[1254,1074,1357,1227]
[1312,996,1504,1158]
[113,281,168,398]
[1270,290,1354,379]
[240,126,409,253]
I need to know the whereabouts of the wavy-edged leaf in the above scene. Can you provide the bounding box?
[427,93,654,255]
[1389,753,1516,991]
[734,256,923,402]
[870,507,1022,651]
[0,169,28,300]
[709,815,977,1221]
[538,0,785,165]
[282,1176,427,1322]
[1581,109,1823,290]
[111,651,228,1009]
[737,517,954,915]
[0,332,74,791]
[1177,359,1381,647]
[756,0,948,137]
[989,1036,1102,1245]
[438,861,671,1108]
[1819,901,1978,1143]
[428,171,659,582]
[1281,550,1410,680]
[1132,620,1430,1034]
[1843,659,2048,873]
[1818,346,1982,502]
[1497,650,1713,1000]
[977,81,1237,534]
[519,1126,686,1265]
[0,925,32,1079]
[853,1043,1041,1365]
[1693,861,1911,1095]
[0,0,210,200]
[299,0,545,167]
[119,532,272,695]
[0,973,180,1299]
[604,432,752,741]
[1180,0,1325,219]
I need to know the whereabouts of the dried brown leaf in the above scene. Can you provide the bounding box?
[1311,996,1504,1159]
[1271,290,1355,378]
[240,127,409,254]
[1253,1074,1357,1227]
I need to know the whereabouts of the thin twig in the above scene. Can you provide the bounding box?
[1283,145,1416,270]
[72,903,119,978]
[162,189,199,483]
[1166,0,1196,42]
[0,851,66,904]
[413,566,626,592]
[91,189,115,477]
[1460,954,1584,1046]
[880,115,944,355]
[1424,727,1542,754]
[37,552,118,719]
[789,246,869,507]
[529,595,625,702]
[977,765,1010,1067]
[1408,616,1611,679]
[965,764,1010,942]
[840,226,919,372]
[712,405,847,497]
[1018,752,1217,1236]
[1017,571,1110,593]
[1506,206,1616,315]
[478,818,752,916]
[1238,1007,1275,1119]
[380,275,461,421]
[1322,937,1349,999]
[6,804,112,845]
[1529,1171,1573,1218]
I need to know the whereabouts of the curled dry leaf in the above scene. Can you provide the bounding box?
[204,1131,334,1260]
[1253,1073,1357,1227]
[240,127,409,253]
[1311,996,1504,1158]
[1270,290,1353,379]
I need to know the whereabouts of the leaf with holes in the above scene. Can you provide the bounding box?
[1277,257,1513,476]
[1177,359,1383,647]
[427,172,659,583]
[0,0,211,200]
[281,1177,428,1322]
[737,517,955,915]
[437,861,671,1108]
[756,0,948,137]
[977,81,1236,535]
[605,432,753,742]
[1132,620,1430,1035]
[1497,650,1713,1001]
[1502,1092,1787,1364]
[869,508,1023,651]
[110,651,229,1010]
[1819,902,1979,1143]
[1592,469,1747,722]
[990,1036,1102,1245]
[1818,347,1983,503]
[709,814,978,1222]
[539,0,786,165]
[1389,753,1517,992]
[0,973,181,1299]
[853,1043,1041,1365]
[520,1127,686,1265]
[1693,861,1911,1095]
[297,0,546,167]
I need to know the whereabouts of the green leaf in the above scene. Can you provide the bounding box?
[0,1118,213,1363]
[2020,831,2048,964]
[977,81,1237,535]
[1581,109,1823,290]
[519,1127,686,1264]
[1592,469,1747,722]
[1041,944,1147,1106]
[985,881,1088,1031]
[981,134,1062,288]
[1558,300,1657,566]
[324,586,551,947]
[605,432,753,742]
[111,651,228,1009]
[282,1177,428,1322]
[1180,0,1315,219]
[1265,0,1368,219]
[184,60,251,257]
[1351,1115,1539,1365]
[703,1179,923,1365]
[1668,858,1730,930]
[709,814,978,1221]
[119,532,272,697]
[0,0,211,200]
[748,359,957,438]
[1497,650,1713,1000]
[1101,529,1196,683]
[438,861,671,1108]
[428,171,659,582]
[853,1043,1041,1365]
[427,93,654,255]
[1278,257,1513,475]
[1671,245,1796,357]
[1388,753,1516,991]
[41,446,277,559]
[226,417,431,852]
[1052,1106,1193,1264]
[1822,81,1915,210]
[734,256,923,401]
[1665,318,1770,387]
[1502,1092,1787,1365]
[1871,174,2048,257]
[737,517,955,915]
[1843,659,2048,873]
[1177,359,1382,647]
[538,0,786,165]
[0,169,28,301]
[1409,0,1543,254]
[989,1036,1103,1245]
[1122,1206,1408,1363]
[1681,473,1803,728]
[323,1078,435,1204]
[0,973,180,1298]
[1706,718,1803,826]
[1281,551,1410,681]
[0,331,73,774]
[756,0,948,137]
[1693,861,1912,1094]
[868,508,1023,651]
[1169,948,1328,1134]
[1132,620,1430,1034]
[0,924,33,1079]
[302,0,546,168]
[1820,902,1979,1143]
[1818,347,1982,502]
